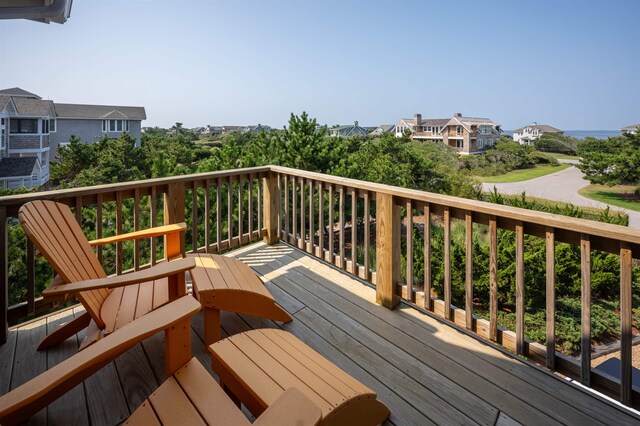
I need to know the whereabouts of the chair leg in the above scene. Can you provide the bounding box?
[221,382,241,408]
[204,307,221,347]
[37,312,91,351]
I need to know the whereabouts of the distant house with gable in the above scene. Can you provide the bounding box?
[621,124,640,135]
[370,124,396,136]
[395,113,501,154]
[0,87,146,188]
[328,121,369,138]
[512,122,563,145]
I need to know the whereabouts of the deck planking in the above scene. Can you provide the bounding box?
[1,242,639,426]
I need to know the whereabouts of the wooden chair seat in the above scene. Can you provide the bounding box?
[210,328,390,426]
[188,253,293,345]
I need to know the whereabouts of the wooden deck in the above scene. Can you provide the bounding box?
[1,242,639,426]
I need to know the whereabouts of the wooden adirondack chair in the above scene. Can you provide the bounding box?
[19,199,196,351]
[0,296,322,426]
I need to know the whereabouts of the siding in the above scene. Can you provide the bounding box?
[50,118,143,161]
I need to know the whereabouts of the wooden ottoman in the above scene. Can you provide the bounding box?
[209,328,390,426]
[187,253,293,345]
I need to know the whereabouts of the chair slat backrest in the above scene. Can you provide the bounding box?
[19,200,111,328]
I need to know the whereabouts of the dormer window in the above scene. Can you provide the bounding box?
[102,119,129,133]
[456,125,463,136]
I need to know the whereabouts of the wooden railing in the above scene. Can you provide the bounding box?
[0,165,639,408]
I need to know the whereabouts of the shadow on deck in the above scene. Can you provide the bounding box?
[1,242,638,425]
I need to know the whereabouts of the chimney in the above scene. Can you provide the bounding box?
[454,113,462,118]
[354,120,358,127]
[532,121,537,125]
[414,113,422,125]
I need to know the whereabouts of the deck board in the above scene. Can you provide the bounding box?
[2,242,639,426]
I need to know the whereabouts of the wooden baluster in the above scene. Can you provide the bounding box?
[26,240,35,315]
[238,177,244,245]
[620,242,632,405]
[580,234,591,386]
[328,184,334,263]
[116,192,123,275]
[351,189,358,274]
[75,196,82,224]
[516,222,525,355]
[318,182,324,257]
[292,177,297,245]
[284,175,290,239]
[424,203,431,311]
[248,174,253,240]
[0,206,7,344]
[191,183,198,253]
[309,180,314,253]
[263,172,280,245]
[546,227,556,370]
[443,206,451,320]
[164,182,186,260]
[258,174,264,238]
[228,178,233,248]
[489,216,498,342]
[204,180,211,253]
[375,192,400,309]
[363,191,370,281]
[150,187,157,266]
[406,200,413,302]
[300,178,306,249]
[339,186,345,269]
[465,211,473,330]
[216,178,222,253]
[96,193,103,265]
[134,188,141,269]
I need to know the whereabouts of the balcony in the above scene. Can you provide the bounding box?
[0,166,639,424]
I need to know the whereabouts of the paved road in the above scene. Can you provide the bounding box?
[481,165,640,228]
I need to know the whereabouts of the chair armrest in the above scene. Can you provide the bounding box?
[0,296,201,425]
[88,223,186,247]
[253,388,322,426]
[42,257,195,297]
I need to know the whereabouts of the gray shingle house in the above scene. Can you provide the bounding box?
[328,121,369,138]
[0,87,146,189]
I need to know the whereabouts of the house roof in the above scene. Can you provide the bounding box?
[375,125,396,132]
[621,124,640,131]
[0,95,12,111]
[12,97,55,117]
[514,124,563,133]
[401,117,450,127]
[0,88,41,99]
[0,157,38,178]
[54,103,147,120]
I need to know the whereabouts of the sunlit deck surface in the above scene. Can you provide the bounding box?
[2,242,638,425]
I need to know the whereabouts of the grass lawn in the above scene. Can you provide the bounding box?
[540,152,579,161]
[579,185,640,212]
[478,163,571,183]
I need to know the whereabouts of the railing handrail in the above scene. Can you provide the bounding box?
[270,165,640,247]
[0,166,272,207]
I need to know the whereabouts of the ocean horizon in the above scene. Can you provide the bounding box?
[502,130,620,139]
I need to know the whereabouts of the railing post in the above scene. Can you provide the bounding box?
[375,192,400,309]
[263,171,280,245]
[164,182,186,260]
[0,207,6,344]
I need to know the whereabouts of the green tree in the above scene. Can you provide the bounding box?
[51,135,97,185]
[577,133,640,188]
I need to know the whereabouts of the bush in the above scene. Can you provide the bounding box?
[534,134,579,155]
[528,151,559,165]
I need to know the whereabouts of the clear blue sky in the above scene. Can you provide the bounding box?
[1,0,638,129]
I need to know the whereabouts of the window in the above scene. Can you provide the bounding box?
[456,125,463,136]
[103,119,130,133]
[478,139,484,149]
[456,140,463,149]
[10,119,38,134]
[41,119,49,134]
[49,119,56,133]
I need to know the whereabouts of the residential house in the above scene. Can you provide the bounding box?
[0,87,146,188]
[621,124,640,135]
[0,88,54,188]
[512,122,563,144]
[328,121,369,137]
[369,124,396,136]
[395,113,501,154]
[52,102,146,158]
[243,124,271,133]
